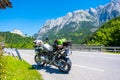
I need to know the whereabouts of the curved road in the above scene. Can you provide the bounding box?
[18,50,120,80]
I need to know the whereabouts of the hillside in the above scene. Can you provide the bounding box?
[87,17,120,46]
[0,32,34,49]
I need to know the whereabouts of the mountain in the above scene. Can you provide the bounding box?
[87,17,120,46]
[38,0,120,44]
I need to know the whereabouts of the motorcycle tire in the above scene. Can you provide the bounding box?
[58,57,72,73]
[34,55,45,66]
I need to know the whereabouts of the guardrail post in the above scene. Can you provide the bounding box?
[15,48,22,60]
[114,48,116,53]
[101,46,103,52]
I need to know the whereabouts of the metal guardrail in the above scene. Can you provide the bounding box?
[72,45,120,53]
[3,48,22,60]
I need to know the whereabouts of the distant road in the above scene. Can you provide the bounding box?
[18,50,120,80]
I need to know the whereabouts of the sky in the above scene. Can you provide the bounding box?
[0,0,111,36]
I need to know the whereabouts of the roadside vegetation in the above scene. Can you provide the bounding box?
[87,17,120,46]
[0,53,43,80]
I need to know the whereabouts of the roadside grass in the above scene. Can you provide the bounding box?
[0,53,43,80]
[0,52,6,80]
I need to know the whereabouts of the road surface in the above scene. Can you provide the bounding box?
[18,50,120,80]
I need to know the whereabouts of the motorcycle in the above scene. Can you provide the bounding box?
[34,38,72,73]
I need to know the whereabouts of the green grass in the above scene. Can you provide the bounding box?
[0,52,6,80]
[0,54,43,80]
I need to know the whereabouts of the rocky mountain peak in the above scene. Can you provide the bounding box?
[37,0,120,43]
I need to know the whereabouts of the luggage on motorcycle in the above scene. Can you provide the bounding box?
[63,41,72,46]
[43,44,53,52]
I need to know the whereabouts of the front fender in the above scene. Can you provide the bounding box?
[59,56,72,66]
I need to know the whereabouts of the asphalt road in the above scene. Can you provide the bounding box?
[18,50,120,80]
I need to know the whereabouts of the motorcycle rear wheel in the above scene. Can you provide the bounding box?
[34,55,45,66]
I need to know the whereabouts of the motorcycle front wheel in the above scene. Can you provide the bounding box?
[58,57,72,73]
[34,55,45,66]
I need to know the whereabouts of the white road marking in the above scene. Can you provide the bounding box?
[73,64,104,72]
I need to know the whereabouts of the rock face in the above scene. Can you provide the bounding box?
[38,0,120,43]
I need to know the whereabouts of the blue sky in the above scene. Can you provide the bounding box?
[0,0,110,36]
